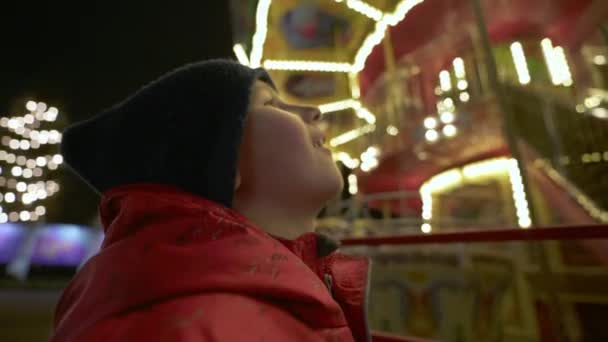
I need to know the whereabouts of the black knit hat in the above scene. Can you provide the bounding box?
[61,59,275,207]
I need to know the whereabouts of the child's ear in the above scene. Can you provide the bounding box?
[234,170,242,191]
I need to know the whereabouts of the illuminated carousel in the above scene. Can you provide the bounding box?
[230,1,608,341]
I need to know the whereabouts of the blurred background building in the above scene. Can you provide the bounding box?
[2,0,608,341]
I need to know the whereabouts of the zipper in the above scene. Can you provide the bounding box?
[323,273,334,298]
[362,259,372,342]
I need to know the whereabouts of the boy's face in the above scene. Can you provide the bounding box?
[236,80,343,208]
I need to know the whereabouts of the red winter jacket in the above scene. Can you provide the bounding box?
[52,184,373,341]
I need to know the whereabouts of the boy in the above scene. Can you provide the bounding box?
[52,60,371,341]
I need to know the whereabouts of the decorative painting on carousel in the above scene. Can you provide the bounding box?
[436,180,513,229]
[279,1,352,50]
[263,1,360,103]
[366,249,536,341]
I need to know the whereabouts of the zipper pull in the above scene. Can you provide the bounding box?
[323,273,334,297]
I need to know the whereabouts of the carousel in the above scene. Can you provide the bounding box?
[230,1,608,341]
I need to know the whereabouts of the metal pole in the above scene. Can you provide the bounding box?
[468,0,537,225]
[469,0,569,341]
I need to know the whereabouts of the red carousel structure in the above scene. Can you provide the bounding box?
[230,1,608,340]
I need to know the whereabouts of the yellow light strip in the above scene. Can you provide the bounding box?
[507,159,532,228]
[249,0,272,68]
[345,0,384,21]
[263,60,352,72]
[355,107,377,124]
[541,38,573,87]
[233,44,250,66]
[419,157,533,232]
[330,124,376,147]
[352,0,425,72]
[439,70,452,92]
[349,72,361,99]
[319,99,361,114]
[453,57,466,79]
[510,42,531,85]
[348,174,359,194]
[334,152,360,169]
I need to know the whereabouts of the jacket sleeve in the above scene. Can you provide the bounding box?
[77,293,324,342]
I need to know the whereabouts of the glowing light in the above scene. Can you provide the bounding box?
[39,130,49,144]
[439,70,452,92]
[334,152,360,169]
[9,140,19,150]
[5,193,15,203]
[459,92,470,102]
[249,0,272,68]
[36,102,47,113]
[420,158,532,228]
[554,47,573,86]
[26,101,37,112]
[352,0,425,72]
[263,60,352,73]
[591,107,608,119]
[442,124,457,137]
[35,206,46,216]
[360,146,380,172]
[443,98,454,109]
[594,55,607,66]
[52,154,63,164]
[440,112,455,124]
[349,72,361,99]
[457,80,468,90]
[507,159,532,228]
[19,140,30,150]
[16,182,26,192]
[22,193,33,205]
[0,213,6,223]
[585,96,602,108]
[462,158,509,179]
[36,156,47,167]
[453,57,466,79]
[11,166,22,177]
[233,44,250,66]
[353,21,388,72]
[345,0,384,21]
[541,38,572,87]
[510,42,531,85]
[19,211,30,221]
[36,189,48,200]
[319,99,361,114]
[386,125,399,136]
[348,174,358,195]
[425,129,439,142]
[355,107,376,124]
[421,223,432,234]
[46,107,59,121]
[330,124,376,147]
[424,117,437,129]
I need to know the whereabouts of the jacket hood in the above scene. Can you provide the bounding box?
[61,59,274,207]
[53,184,370,341]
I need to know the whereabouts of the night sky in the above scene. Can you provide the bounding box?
[1,1,235,224]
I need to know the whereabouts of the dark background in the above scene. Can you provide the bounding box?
[0,1,235,224]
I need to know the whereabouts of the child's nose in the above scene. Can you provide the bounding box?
[298,105,321,124]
